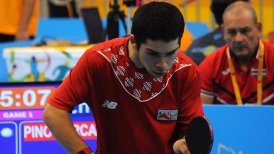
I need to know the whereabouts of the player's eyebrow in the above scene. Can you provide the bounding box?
[146,47,179,55]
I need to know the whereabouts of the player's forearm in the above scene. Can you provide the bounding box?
[43,104,91,154]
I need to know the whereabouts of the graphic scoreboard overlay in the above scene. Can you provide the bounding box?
[0,82,97,154]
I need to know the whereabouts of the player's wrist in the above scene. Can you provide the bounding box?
[77,147,93,154]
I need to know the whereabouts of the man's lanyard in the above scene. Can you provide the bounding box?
[226,41,264,105]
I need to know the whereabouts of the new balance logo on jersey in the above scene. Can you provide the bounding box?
[157,109,178,121]
[102,100,118,109]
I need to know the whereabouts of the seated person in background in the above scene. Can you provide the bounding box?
[0,0,39,43]
[43,2,203,154]
[186,0,249,65]
[199,1,274,105]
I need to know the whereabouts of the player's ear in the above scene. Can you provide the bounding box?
[130,35,136,43]
[130,35,137,49]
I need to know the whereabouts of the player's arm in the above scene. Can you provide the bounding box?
[16,0,36,41]
[43,103,93,154]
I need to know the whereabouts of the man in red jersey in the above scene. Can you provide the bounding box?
[199,1,274,105]
[43,2,204,154]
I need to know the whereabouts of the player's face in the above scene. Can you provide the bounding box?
[223,11,261,59]
[137,39,179,77]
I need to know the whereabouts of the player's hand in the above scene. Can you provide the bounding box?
[173,138,190,154]
[15,29,30,41]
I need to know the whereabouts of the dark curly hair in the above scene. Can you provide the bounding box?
[131,2,185,50]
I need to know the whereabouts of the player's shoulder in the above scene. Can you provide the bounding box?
[87,37,129,52]
[177,52,197,67]
[85,36,129,56]
[172,53,201,81]
[173,52,199,75]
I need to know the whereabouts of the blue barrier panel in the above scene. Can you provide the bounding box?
[37,18,88,43]
[204,105,274,154]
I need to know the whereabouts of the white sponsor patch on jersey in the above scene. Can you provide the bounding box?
[157,109,178,121]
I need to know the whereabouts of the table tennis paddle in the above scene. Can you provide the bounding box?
[185,116,213,154]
